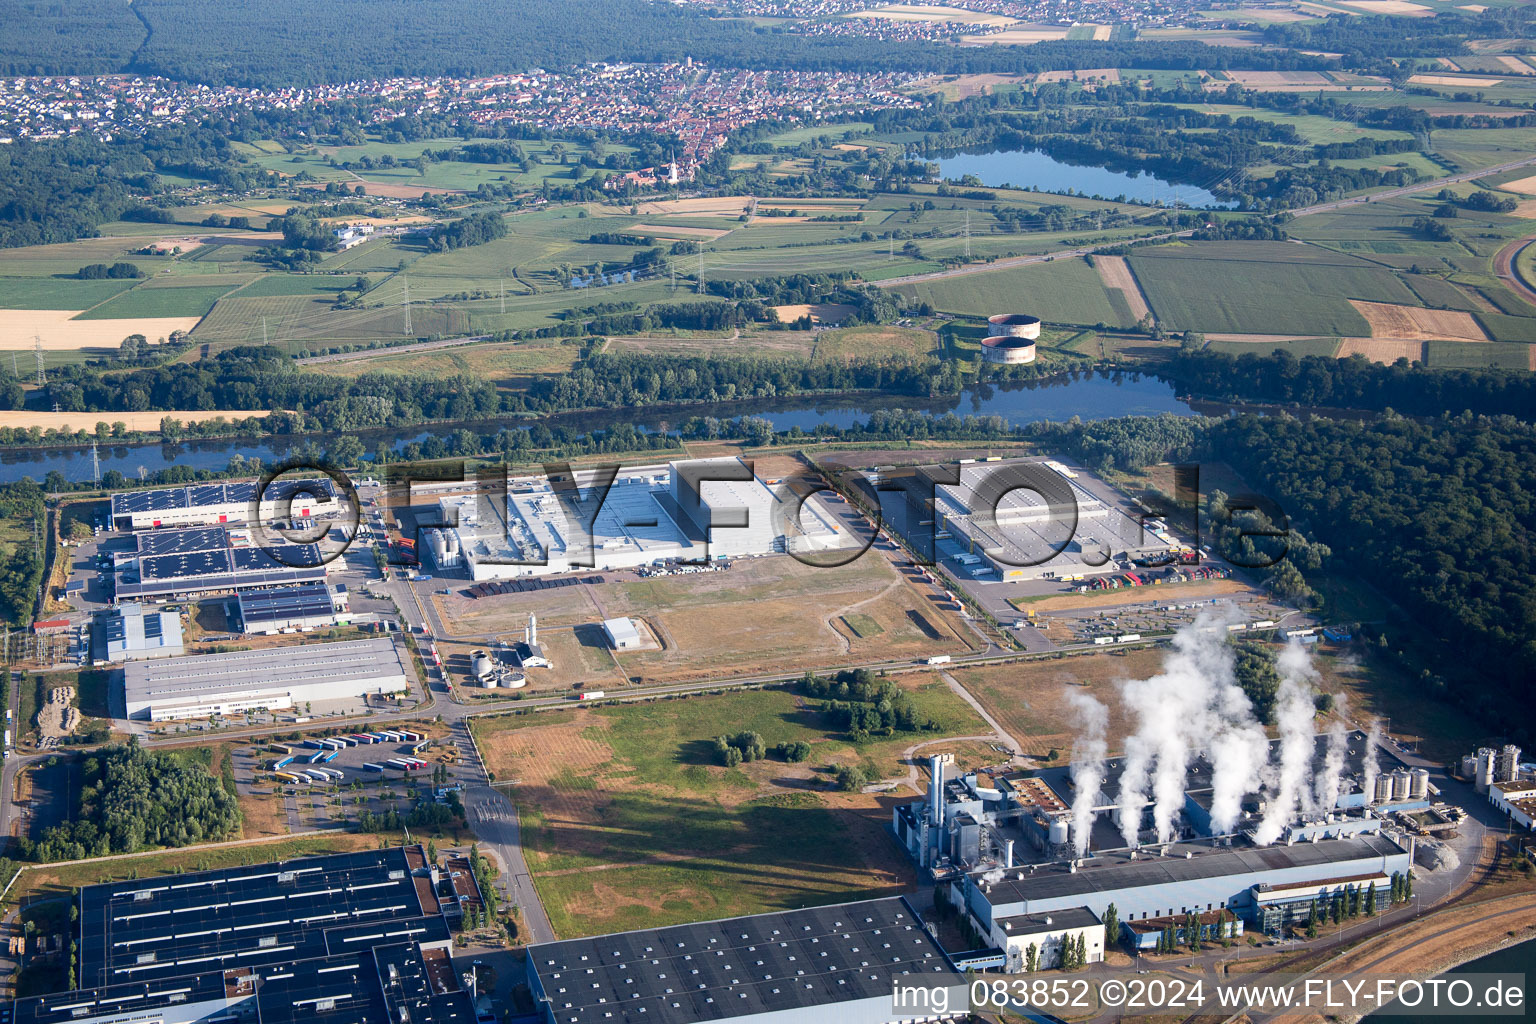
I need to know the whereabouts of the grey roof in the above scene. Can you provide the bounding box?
[995,907,1101,936]
[77,847,429,987]
[112,479,336,516]
[121,637,406,711]
[529,897,961,1024]
[237,582,338,629]
[972,834,1406,908]
[99,603,183,659]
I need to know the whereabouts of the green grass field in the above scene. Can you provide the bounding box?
[1128,242,1418,335]
[888,256,1135,327]
[0,277,140,310]
[77,283,240,320]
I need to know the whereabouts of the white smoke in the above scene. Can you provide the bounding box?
[1065,689,1108,857]
[1253,641,1321,845]
[1362,718,1382,804]
[1113,609,1262,847]
[1314,693,1349,814]
[980,868,1005,885]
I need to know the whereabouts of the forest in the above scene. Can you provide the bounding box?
[0,0,1344,87]
[18,743,243,861]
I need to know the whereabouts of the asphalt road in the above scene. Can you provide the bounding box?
[1493,232,1536,308]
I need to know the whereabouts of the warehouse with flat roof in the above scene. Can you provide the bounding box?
[113,524,328,601]
[121,636,408,721]
[526,896,967,1024]
[236,581,348,633]
[16,846,476,1024]
[93,603,183,662]
[110,478,342,531]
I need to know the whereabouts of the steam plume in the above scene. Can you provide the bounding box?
[1065,689,1108,857]
[1362,718,1382,804]
[1314,693,1349,814]
[1253,641,1320,845]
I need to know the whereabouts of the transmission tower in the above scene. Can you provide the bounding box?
[91,441,101,489]
[261,317,268,347]
[500,278,506,315]
[963,211,971,260]
[696,249,704,295]
[402,274,413,335]
[34,336,45,385]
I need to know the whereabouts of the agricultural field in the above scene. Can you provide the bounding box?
[888,256,1137,327]
[0,278,140,310]
[470,679,992,936]
[75,281,239,320]
[304,337,581,383]
[810,324,940,363]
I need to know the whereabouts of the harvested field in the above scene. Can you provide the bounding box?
[473,681,989,936]
[1409,74,1504,87]
[1349,300,1490,342]
[811,324,938,363]
[1495,55,1531,74]
[772,302,858,324]
[606,332,817,358]
[0,409,272,432]
[624,223,731,240]
[0,309,205,350]
[1223,70,1332,86]
[1338,337,1428,363]
[1337,0,1431,12]
[1094,255,1150,320]
[635,196,755,216]
[849,4,1016,24]
[966,26,1067,43]
[1499,173,1536,195]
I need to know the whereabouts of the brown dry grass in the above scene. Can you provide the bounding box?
[606,331,817,358]
[634,196,755,216]
[1338,337,1428,363]
[1094,255,1150,320]
[0,310,205,350]
[625,223,731,240]
[0,409,273,432]
[1349,300,1489,342]
[1018,577,1249,614]
[948,647,1169,763]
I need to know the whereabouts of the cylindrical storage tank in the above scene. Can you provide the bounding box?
[505,673,527,689]
[1048,818,1070,848]
[1409,767,1430,801]
[980,336,1037,365]
[470,649,494,679]
[987,313,1043,339]
[1461,754,1479,779]
[1373,774,1394,804]
[1389,769,1411,802]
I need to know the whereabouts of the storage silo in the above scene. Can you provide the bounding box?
[1389,769,1411,802]
[1372,774,1394,804]
[1409,768,1430,801]
[987,313,1043,339]
[470,649,495,682]
[1048,817,1071,850]
[979,336,1037,365]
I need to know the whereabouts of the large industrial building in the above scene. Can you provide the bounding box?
[110,478,343,531]
[121,636,408,720]
[14,847,479,1024]
[112,524,328,601]
[424,458,850,580]
[871,457,1169,580]
[236,581,350,633]
[92,603,184,662]
[525,896,967,1024]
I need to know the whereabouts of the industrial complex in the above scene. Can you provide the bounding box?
[109,478,344,531]
[13,847,480,1024]
[423,457,849,580]
[121,636,408,720]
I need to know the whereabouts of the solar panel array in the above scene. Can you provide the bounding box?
[237,583,336,629]
[530,897,962,1024]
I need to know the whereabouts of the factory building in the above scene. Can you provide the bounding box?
[602,616,642,649]
[14,846,478,1024]
[1468,745,1524,792]
[1487,781,1536,831]
[424,458,849,580]
[110,478,342,531]
[236,581,349,633]
[895,732,1416,879]
[121,636,408,721]
[526,896,967,1024]
[93,603,183,662]
[959,833,1411,951]
[112,524,328,601]
[871,457,1166,580]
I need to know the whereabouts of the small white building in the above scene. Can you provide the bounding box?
[1489,782,1536,831]
[96,604,184,662]
[992,908,1104,972]
[602,617,642,649]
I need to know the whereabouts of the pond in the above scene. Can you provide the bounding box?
[934,147,1237,209]
[1,371,1199,485]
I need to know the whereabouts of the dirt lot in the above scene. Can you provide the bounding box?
[435,553,977,686]
[947,647,1168,763]
[1349,300,1490,342]
[1094,256,1150,320]
[1337,337,1429,363]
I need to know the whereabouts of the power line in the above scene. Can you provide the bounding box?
[402,273,413,335]
[34,335,45,386]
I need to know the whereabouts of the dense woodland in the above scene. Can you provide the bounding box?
[20,743,242,861]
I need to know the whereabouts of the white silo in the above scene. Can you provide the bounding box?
[1373,774,1394,804]
[1409,768,1430,801]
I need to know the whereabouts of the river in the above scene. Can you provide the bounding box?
[0,371,1198,485]
[934,147,1236,208]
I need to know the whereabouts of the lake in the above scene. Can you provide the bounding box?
[0,371,1198,485]
[934,147,1236,208]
